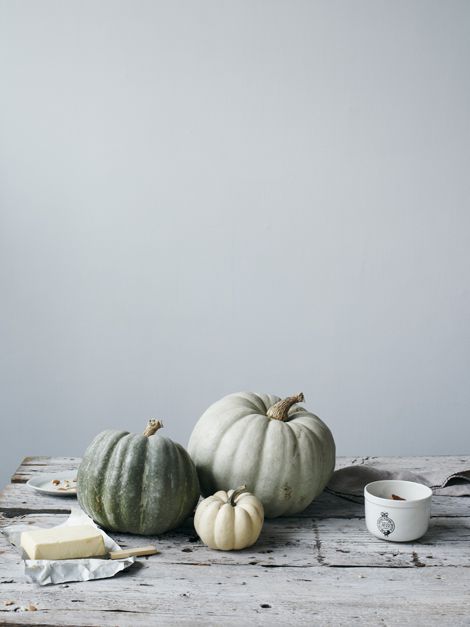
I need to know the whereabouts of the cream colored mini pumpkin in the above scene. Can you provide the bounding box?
[194,486,264,550]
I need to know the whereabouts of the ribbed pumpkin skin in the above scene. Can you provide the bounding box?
[77,429,200,535]
[194,488,264,550]
[188,392,335,518]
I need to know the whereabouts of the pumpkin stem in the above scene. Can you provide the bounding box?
[228,485,247,507]
[143,419,164,437]
[266,393,305,421]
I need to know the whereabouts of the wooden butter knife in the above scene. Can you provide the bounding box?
[109,545,159,560]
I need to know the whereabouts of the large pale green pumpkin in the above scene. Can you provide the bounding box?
[188,393,335,518]
[78,420,200,535]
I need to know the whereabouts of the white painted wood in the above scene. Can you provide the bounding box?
[2,480,469,519]
[11,454,470,484]
[1,511,469,572]
[0,564,469,626]
[1,456,470,626]
[11,457,81,484]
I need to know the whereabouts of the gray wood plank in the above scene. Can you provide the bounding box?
[0,563,469,626]
[2,511,469,571]
[11,457,81,484]
[0,484,78,517]
[2,455,470,626]
[2,481,469,520]
[11,454,470,484]
[102,514,470,569]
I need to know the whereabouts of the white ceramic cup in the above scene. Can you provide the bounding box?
[364,480,432,542]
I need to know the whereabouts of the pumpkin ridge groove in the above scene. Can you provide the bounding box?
[138,436,149,532]
[261,420,289,517]
[107,434,135,531]
[249,393,269,414]
[249,417,269,500]
[291,417,335,501]
[188,405,251,485]
[231,392,265,414]
[230,414,267,494]
[286,420,316,511]
[159,436,180,529]
[207,406,255,453]
[173,442,191,526]
[211,414,260,492]
[277,419,301,516]
[90,432,127,529]
[78,430,122,519]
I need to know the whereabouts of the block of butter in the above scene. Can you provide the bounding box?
[20,525,107,560]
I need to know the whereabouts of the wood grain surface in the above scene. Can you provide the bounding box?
[1,455,469,626]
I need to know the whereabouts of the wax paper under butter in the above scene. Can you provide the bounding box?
[2,508,135,585]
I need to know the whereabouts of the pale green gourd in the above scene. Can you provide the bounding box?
[78,420,200,535]
[188,392,335,518]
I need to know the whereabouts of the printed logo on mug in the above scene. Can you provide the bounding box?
[377,512,395,537]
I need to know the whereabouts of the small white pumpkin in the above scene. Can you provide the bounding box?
[194,486,264,550]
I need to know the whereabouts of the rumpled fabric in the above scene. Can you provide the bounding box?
[328,462,470,499]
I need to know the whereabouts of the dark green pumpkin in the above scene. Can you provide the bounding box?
[77,420,200,535]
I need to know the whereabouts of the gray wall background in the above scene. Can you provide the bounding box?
[1,1,469,488]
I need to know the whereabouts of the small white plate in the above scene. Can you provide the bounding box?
[27,473,78,496]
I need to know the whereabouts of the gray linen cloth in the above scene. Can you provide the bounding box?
[328,461,470,499]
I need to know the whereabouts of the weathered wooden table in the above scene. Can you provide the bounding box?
[1,455,469,625]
